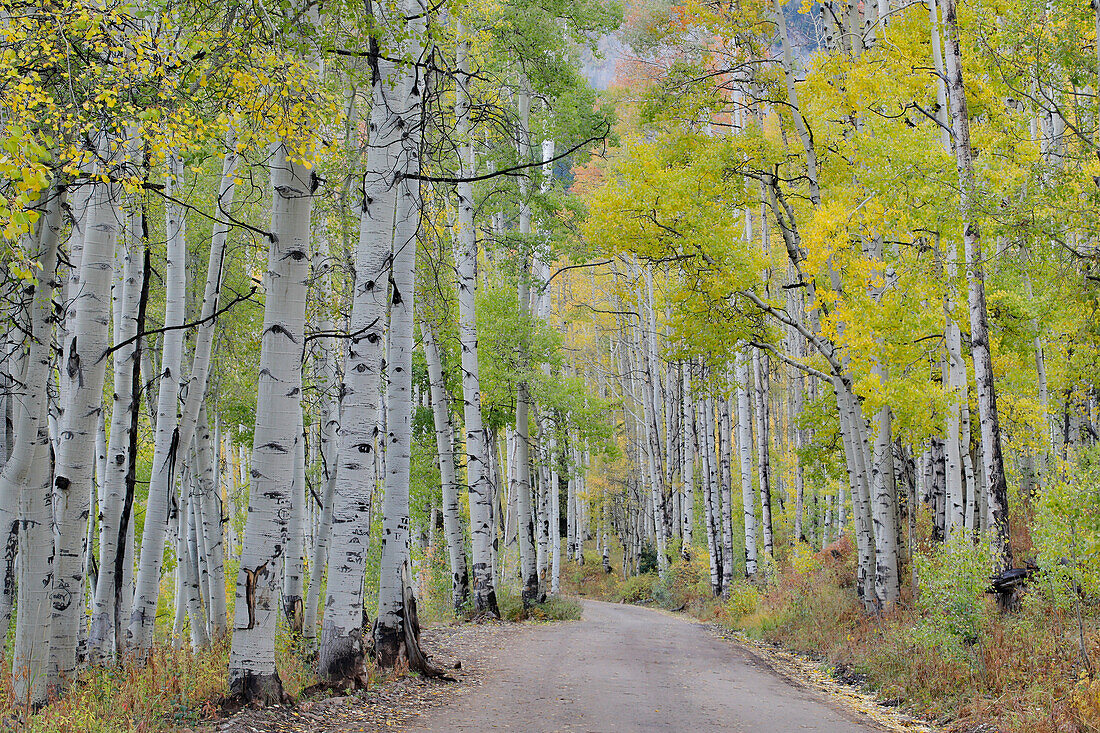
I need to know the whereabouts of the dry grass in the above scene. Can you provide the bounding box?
[0,630,318,732]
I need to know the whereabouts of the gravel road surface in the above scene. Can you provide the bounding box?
[405,599,882,732]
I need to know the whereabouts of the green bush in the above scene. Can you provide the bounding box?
[496,590,584,622]
[1032,453,1100,607]
[638,543,659,575]
[528,596,583,621]
[653,556,707,609]
[909,536,995,657]
[617,573,657,603]
[725,582,762,622]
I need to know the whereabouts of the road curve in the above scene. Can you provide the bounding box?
[405,598,883,732]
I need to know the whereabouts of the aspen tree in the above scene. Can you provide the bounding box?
[515,85,541,608]
[422,320,471,611]
[9,184,62,705]
[454,17,499,618]
[0,187,61,643]
[940,0,1013,569]
[196,406,227,637]
[719,394,734,593]
[51,156,122,687]
[318,6,402,685]
[735,351,757,578]
[129,141,237,653]
[282,408,307,634]
[681,365,695,552]
[89,163,145,661]
[699,392,722,594]
[374,0,430,665]
[303,236,340,645]
[227,134,314,702]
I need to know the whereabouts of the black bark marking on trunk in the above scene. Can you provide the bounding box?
[470,561,497,618]
[66,336,83,386]
[164,427,180,523]
[52,578,73,611]
[283,595,304,635]
[3,521,18,601]
[265,323,299,344]
[243,560,269,630]
[227,669,289,707]
[316,608,373,690]
[116,245,150,658]
[375,575,454,680]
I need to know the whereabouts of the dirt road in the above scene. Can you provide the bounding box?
[404,599,884,732]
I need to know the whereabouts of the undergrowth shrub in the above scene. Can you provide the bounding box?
[1068,676,1100,731]
[1032,453,1100,608]
[909,536,995,657]
[616,574,657,603]
[791,541,821,577]
[637,543,658,575]
[653,555,708,611]
[419,539,459,622]
[497,590,583,622]
[527,596,583,621]
[1,622,317,732]
[724,582,762,624]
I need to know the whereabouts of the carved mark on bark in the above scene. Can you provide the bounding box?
[3,521,18,600]
[242,560,269,630]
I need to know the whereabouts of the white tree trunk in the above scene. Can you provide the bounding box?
[699,395,721,594]
[550,432,561,594]
[175,471,210,651]
[681,366,695,551]
[52,166,122,687]
[718,394,734,593]
[56,183,93,428]
[303,236,340,645]
[515,86,540,608]
[196,405,227,637]
[282,407,307,634]
[454,22,498,617]
[89,180,145,662]
[227,142,312,703]
[943,237,967,540]
[8,185,62,704]
[224,435,239,558]
[421,319,471,611]
[735,351,757,578]
[83,412,106,653]
[636,324,667,578]
[640,273,668,576]
[566,444,577,562]
[318,47,399,686]
[375,13,427,663]
[15,425,55,706]
[535,443,549,590]
[751,349,774,559]
[871,403,900,608]
[0,186,60,641]
[941,0,1013,569]
[127,154,190,651]
[836,382,877,603]
[128,143,236,652]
